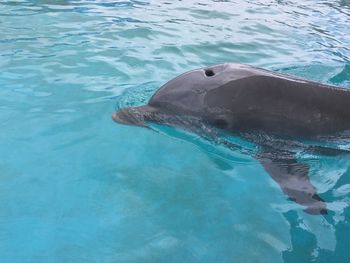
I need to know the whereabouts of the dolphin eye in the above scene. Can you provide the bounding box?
[204,68,215,77]
[212,118,228,129]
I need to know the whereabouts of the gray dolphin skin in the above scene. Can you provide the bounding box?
[113,63,350,215]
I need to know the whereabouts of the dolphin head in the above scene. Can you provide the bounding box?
[112,63,252,128]
[147,63,230,114]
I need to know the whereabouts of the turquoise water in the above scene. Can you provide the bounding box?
[1,0,350,262]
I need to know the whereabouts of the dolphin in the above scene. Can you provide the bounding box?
[113,63,350,215]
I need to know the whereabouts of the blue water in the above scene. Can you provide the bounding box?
[1,0,350,262]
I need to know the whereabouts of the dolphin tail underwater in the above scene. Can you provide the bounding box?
[112,63,350,214]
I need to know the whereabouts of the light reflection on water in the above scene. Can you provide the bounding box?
[0,0,350,262]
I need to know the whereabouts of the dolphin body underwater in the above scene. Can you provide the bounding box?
[113,63,350,215]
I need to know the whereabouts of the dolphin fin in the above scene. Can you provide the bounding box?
[257,148,327,215]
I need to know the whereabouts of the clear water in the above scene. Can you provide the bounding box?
[1,0,350,262]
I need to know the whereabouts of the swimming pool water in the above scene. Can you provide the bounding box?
[1,0,350,262]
